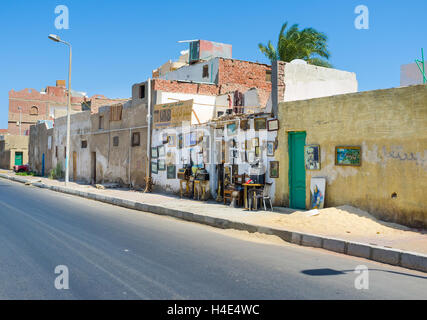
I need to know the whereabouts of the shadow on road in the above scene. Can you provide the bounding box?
[301,268,427,280]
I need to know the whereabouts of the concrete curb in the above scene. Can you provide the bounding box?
[1,173,426,274]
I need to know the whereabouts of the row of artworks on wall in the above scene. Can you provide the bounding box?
[305,146,361,210]
[304,145,362,170]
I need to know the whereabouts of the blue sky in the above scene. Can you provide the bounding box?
[0,0,426,128]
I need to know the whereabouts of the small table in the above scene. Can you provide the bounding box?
[243,183,263,210]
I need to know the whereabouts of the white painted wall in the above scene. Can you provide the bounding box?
[157,91,217,125]
[283,63,358,102]
[160,58,220,84]
[151,117,278,203]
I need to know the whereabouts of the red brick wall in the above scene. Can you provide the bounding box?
[152,79,220,96]
[218,59,272,91]
[8,85,124,135]
[8,87,84,135]
[152,59,272,109]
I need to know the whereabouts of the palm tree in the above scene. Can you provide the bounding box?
[259,22,332,68]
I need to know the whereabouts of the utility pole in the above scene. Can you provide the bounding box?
[415,48,426,84]
[49,34,72,185]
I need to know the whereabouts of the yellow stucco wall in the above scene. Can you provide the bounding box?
[275,84,427,228]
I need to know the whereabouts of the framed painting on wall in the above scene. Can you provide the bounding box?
[254,118,267,131]
[215,127,224,139]
[178,134,183,149]
[245,140,252,151]
[162,132,168,144]
[167,165,176,179]
[335,146,361,166]
[227,122,237,136]
[158,145,165,158]
[304,145,320,170]
[151,160,158,174]
[158,159,166,171]
[168,134,176,147]
[252,137,259,147]
[151,147,158,159]
[267,119,279,131]
[197,131,204,145]
[247,151,255,163]
[240,119,249,131]
[267,141,275,157]
[270,161,279,178]
[190,132,197,146]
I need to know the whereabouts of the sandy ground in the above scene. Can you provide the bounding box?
[2,171,426,255]
[263,205,427,254]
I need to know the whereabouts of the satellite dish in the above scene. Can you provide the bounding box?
[290,59,307,65]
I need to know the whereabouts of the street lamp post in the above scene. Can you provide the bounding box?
[48,34,72,186]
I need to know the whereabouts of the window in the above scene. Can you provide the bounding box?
[81,140,87,148]
[30,106,39,115]
[132,132,140,147]
[113,136,119,147]
[139,85,145,99]
[217,111,224,117]
[55,146,58,158]
[64,147,67,158]
[99,116,104,130]
[202,65,209,78]
[265,69,272,82]
[109,104,122,121]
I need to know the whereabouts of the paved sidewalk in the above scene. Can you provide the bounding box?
[1,170,426,273]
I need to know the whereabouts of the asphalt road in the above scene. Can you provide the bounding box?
[0,178,425,300]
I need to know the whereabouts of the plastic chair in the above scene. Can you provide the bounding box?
[254,183,273,211]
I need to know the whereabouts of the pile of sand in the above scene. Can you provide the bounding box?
[265,205,427,254]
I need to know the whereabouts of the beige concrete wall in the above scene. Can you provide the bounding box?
[29,123,53,175]
[275,84,427,228]
[0,135,29,169]
[52,101,148,187]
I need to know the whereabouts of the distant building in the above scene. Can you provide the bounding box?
[0,134,29,170]
[401,63,425,86]
[8,80,128,136]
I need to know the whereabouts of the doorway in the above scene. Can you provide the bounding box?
[73,151,77,181]
[91,152,96,184]
[288,132,306,209]
[14,152,23,166]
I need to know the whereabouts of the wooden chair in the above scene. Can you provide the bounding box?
[224,188,243,206]
[224,189,234,205]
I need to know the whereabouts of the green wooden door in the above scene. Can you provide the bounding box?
[288,132,306,209]
[14,152,23,166]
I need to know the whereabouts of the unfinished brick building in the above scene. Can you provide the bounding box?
[8,80,127,135]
